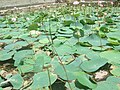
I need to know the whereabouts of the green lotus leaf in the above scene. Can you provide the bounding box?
[110,66,120,77]
[55,44,76,55]
[4,41,28,50]
[80,34,108,46]
[106,76,120,84]
[70,22,83,30]
[100,50,120,64]
[80,57,107,72]
[58,27,73,34]
[17,64,34,74]
[74,72,96,89]
[13,50,34,66]
[93,81,119,90]
[106,30,120,40]
[0,50,15,61]
[54,63,78,80]
[9,74,24,89]
[31,71,57,89]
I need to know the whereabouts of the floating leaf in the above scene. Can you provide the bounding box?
[0,39,13,44]
[74,72,96,89]
[63,15,74,26]
[4,41,28,50]
[34,52,51,72]
[70,22,83,30]
[55,44,76,55]
[75,44,91,54]
[31,71,57,89]
[114,46,120,51]
[54,63,78,80]
[13,50,34,66]
[9,74,24,89]
[107,76,120,84]
[65,82,80,90]
[17,64,34,73]
[100,50,120,64]
[60,55,74,64]
[110,66,120,77]
[80,34,108,46]
[33,53,44,72]
[93,81,119,90]
[56,33,72,38]
[39,38,49,44]
[80,57,107,72]
[58,27,73,34]
[106,30,120,41]
[0,50,15,61]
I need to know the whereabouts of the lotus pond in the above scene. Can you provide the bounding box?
[0,5,120,90]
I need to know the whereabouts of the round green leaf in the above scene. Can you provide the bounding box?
[70,22,83,30]
[110,67,120,77]
[93,81,119,90]
[0,50,15,61]
[4,41,28,50]
[9,74,24,89]
[13,50,34,66]
[80,34,107,46]
[80,58,107,72]
[106,76,120,84]
[54,63,77,80]
[106,31,120,41]
[100,50,120,64]
[17,65,34,74]
[55,44,76,55]
[31,71,57,89]
[74,72,96,89]
[106,76,120,90]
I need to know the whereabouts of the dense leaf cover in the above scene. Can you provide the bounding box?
[0,5,120,90]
